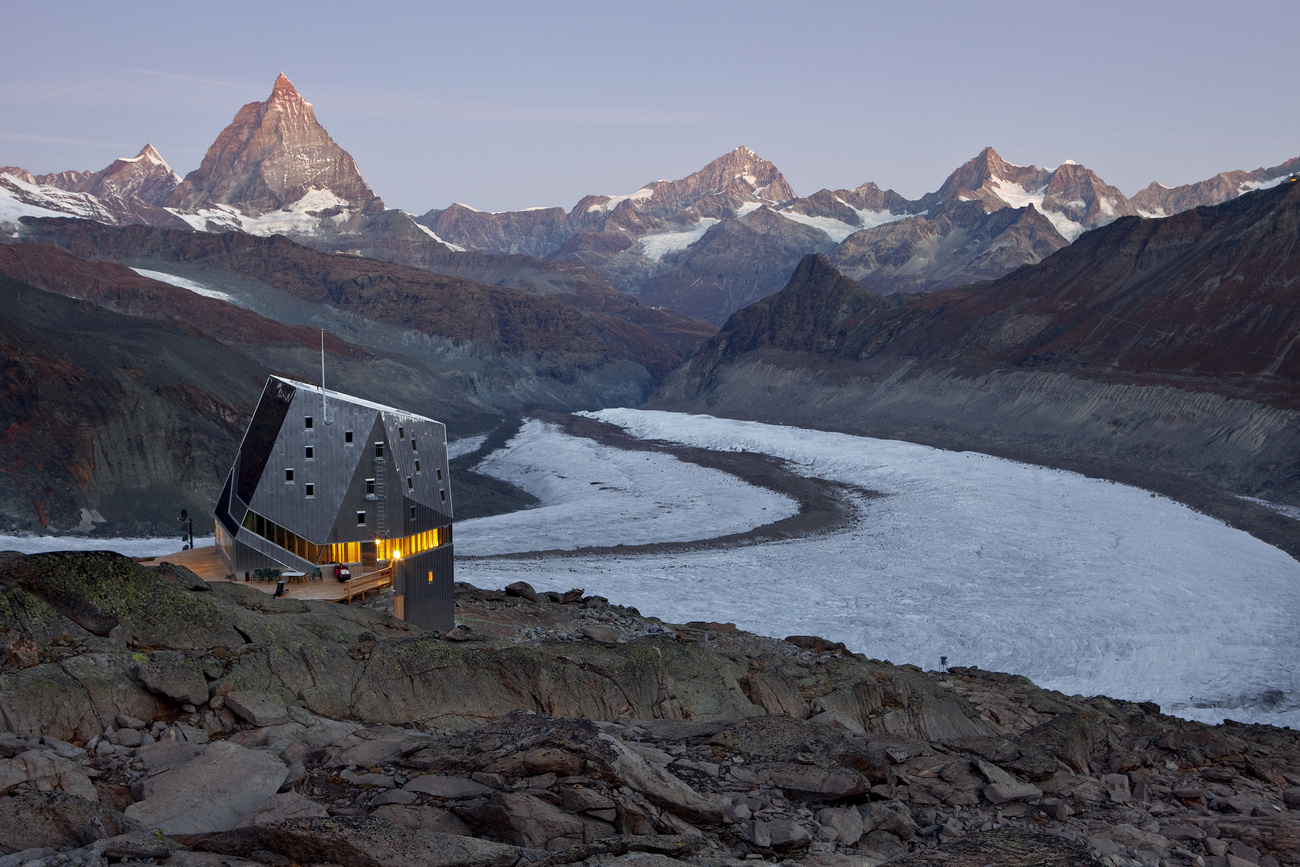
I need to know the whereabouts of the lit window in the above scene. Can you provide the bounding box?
[345,430,353,443]
[356,511,366,526]
[305,416,313,430]
[406,477,414,490]
[305,445,314,460]
[285,468,294,483]
[305,483,315,497]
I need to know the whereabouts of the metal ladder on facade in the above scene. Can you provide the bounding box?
[372,456,388,537]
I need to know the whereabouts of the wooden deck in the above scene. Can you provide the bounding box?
[141,545,392,603]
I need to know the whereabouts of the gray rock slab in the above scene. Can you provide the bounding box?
[0,792,138,856]
[984,780,1043,805]
[196,817,521,867]
[236,791,329,827]
[756,762,869,799]
[225,691,290,727]
[404,774,496,799]
[124,740,288,835]
[134,737,203,772]
[137,652,209,706]
[9,749,98,801]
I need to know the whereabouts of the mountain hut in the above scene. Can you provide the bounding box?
[213,376,454,631]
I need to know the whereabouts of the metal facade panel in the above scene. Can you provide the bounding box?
[400,544,454,632]
[330,414,389,543]
[382,413,453,531]
[246,390,380,545]
[237,379,295,504]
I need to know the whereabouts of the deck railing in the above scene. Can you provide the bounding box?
[344,565,393,604]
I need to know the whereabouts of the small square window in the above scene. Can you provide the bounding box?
[407,477,414,490]
[411,439,418,451]
[345,430,353,443]
[285,468,294,483]
[304,416,313,430]
[414,460,421,473]
[440,490,446,502]
[305,483,315,497]
[409,505,416,519]
[356,511,366,526]
[304,445,314,460]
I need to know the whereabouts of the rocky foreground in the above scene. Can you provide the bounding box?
[1,552,1297,867]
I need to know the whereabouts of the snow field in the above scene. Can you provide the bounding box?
[456,410,1300,727]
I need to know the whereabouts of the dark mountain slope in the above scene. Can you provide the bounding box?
[19,218,683,372]
[705,181,1300,401]
[0,271,265,535]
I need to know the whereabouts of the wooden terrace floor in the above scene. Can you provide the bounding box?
[141,545,390,603]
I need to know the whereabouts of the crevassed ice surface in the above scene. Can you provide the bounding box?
[457,409,1300,727]
[457,419,798,555]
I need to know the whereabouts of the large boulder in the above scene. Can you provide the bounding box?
[0,792,138,855]
[136,651,209,706]
[124,740,288,835]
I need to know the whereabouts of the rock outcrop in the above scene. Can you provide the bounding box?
[1,551,1298,867]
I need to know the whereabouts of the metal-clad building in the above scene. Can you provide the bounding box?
[213,376,454,631]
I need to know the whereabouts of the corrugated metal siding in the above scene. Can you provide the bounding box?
[401,544,454,632]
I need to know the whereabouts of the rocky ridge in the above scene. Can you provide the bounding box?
[421,145,1300,324]
[2,145,180,207]
[1,551,1298,867]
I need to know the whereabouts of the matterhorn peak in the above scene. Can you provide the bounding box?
[168,74,381,216]
[270,72,303,102]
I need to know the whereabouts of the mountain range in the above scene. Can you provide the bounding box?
[3,75,1297,325]
[0,73,1297,542]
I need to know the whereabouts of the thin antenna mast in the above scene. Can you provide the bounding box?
[321,329,331,424]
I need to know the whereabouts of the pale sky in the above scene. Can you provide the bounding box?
[2,0,1296,214]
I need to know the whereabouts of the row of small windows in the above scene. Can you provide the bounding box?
[289,472,442,503]
[302,416,422,453]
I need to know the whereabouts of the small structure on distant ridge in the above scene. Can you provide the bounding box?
[213,376,454,631]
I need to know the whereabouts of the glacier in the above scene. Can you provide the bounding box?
[456,410,1300,728]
